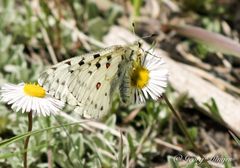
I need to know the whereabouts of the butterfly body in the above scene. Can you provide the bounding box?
[38,43,143,118]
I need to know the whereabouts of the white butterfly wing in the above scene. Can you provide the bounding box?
[38,46,132,118]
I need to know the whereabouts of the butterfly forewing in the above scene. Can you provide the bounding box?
[38,44,141,119]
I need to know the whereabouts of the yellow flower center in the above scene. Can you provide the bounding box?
[131,65,150,89]
[23,83,46,98]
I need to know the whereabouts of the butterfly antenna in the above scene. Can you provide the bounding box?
[141,33,158,40]
[146,41,159,58]
[140,33,159,61]
[132,23,159,40]
[132,23,159,61]
[141,41,160,65]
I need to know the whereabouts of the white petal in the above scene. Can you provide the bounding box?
[22,97,31,113]
[26,97,33,112]
[139,90,145,103]
[145,86,158,100]
[0,83,64,116]
[142,89,149,99]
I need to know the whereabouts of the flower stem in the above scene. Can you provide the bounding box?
[162,93,211,168]
[23,111,33,168]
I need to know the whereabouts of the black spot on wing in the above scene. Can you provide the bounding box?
[96,82,101,89]
[65,61,71,65]
[78,59,85,66]
[106,62,110,69]
[107,55,112,61]
[96,62,101,68]
[94,53,100,59]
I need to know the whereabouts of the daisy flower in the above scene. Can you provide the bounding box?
[0,82,64,116]
[130,51,168,103]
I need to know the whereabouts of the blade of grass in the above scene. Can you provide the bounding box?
[229,131,240,145]
[132,0,143,17]
[117,131,123,168]
[0,121,85,148]
[162,94,211,168]
[0,144,48,159]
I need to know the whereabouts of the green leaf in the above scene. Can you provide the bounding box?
[187,127,198,141]
[204,98,222,122]
[168,156,180,168]
[224,155,233,168]
[88,17,109,40]
[106,5,123,25]
[117,132,123,168]
[127,133,136,158]
[131,0,143,17]
[185,160,196,168]
[86,1,100,19]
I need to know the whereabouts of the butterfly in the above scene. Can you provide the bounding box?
[38,42,147,119]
